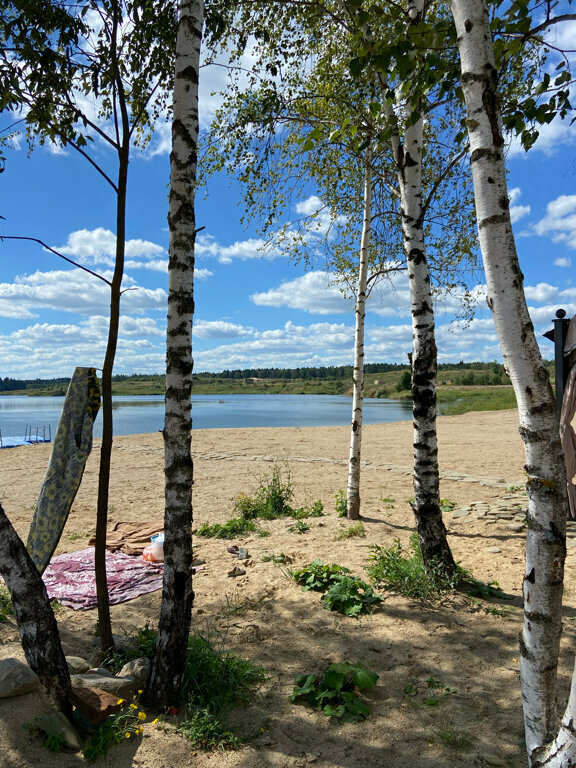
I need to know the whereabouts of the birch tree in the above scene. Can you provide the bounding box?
[451,0,575,762]
[147,0,203,709]
[206,3,476,547]
[1,0,177,651]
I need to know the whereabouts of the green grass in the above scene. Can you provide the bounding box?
[235,465,323,521]
[335,522,366,540]
[94,626,266,753]
[175,633,267,749]
[429,727,473,750]
[0,586,13,623]
[436,386,517,415]
[196,517,268,539]
[365,534,465,600]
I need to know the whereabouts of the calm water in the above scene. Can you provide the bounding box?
[0,394,413,439]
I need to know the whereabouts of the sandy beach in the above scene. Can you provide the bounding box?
[1,409,575,768]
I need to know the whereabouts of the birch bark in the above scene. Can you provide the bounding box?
[376,0,456,572]
[450,0,570,761]
[147,0,203,709]
[0,501,71,714]
[346,146,372,520]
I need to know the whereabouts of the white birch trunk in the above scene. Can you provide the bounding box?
[451,0,569,761]
[379,0,456,572]
[147,0,203,709]
[346,147,372,520]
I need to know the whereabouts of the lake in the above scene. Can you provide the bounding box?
[0,394,413,439]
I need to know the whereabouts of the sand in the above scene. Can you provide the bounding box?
[1,409,575,768]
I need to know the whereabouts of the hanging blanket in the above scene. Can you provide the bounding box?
[43,547,164,610]
[27,367,101,573]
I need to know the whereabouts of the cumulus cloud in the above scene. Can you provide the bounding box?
[56,228,166,267]
[509,188,531,223]
[194,320,253,339]
[555,257,572,267]
[251,271,352,314]
[508,115,576,157]
[195,233,272,264]
[0,268,166,317]
[533,195,576,249]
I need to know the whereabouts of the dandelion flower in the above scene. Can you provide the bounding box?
[151,718,159,725]
[138,712,146,721]
[125,732,131,739]
[130,703,138,710]
[116,699,125,705]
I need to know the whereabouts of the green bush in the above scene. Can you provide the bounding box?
[291,561,382,617]
[234,465,323,521]
[291,662,378,722]
[291,560,352,592]
[366,533,463,600]
[196,517,266,539]
[321,577,382,617]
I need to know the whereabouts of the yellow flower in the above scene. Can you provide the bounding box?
[125,732,131,739]
[151,718,159,725]
[138,689,143,694]
[116,699,125,705]
[130,703,138,710]
[138,712,146,721]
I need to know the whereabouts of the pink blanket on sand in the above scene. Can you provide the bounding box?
[43,547,164,610]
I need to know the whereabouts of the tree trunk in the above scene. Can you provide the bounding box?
[385,0,457,574]
[94,2,132,654]
[0,501,71,714]
[146,0,203,710]
[346,146,372,520]
[451,0,569,761]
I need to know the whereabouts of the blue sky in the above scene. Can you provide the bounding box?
[1,25,576,380]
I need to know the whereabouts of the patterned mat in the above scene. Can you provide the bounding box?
[43,547,164,610]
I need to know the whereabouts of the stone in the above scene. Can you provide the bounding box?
[119,658,150,689]
[86,668,116,678]
[66,656,91,675]
[70,672,137,700]
[34,711,82,751]
[566,538,576,550]
[452,509,471,518]
[69,685,124,724]
[506,523,525,532]
[485,547,502,554]
[0,658,39,698]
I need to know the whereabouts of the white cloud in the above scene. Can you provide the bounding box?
[0,268,166,317]
[507,115,576,158]
[295,196,324,216]
[195,233,271,264]
[251,271,352,314]
[533,195,576,248]
[509,187,531,223]
[194,320,253,339]
[56,228,166,267]
[555,257,572,268]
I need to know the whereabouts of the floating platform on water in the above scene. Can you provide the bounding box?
[0,425,52,449]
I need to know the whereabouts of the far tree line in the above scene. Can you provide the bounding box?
[0,360,524,391]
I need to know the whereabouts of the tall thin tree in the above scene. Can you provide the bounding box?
[147,0,204,709]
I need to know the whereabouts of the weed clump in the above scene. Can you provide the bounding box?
[84,627,266,756]
[366,533,464,600]
[291,560,382,617]
[291,662,378,722]
[196,517,268,539]
[235,465,323,521]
